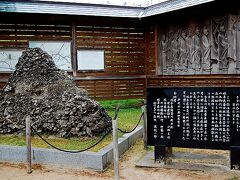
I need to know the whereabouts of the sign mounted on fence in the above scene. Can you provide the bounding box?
[147,87,240,170]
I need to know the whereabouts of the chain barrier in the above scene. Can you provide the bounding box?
[30,111,143,153]
[31,126,111,153]
[2,109,144,153]
[117,112,144,134]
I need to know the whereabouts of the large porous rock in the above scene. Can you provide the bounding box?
[0,48,111,137]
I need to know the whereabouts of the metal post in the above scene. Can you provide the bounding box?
[112,105,120,180]
[141,105,147,150]
[26,115,32,174]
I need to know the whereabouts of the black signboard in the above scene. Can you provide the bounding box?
[147,87,240,169]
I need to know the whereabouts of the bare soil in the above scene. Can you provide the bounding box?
[0,140,240,180]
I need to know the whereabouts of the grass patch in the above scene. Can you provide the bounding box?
[0,108,142,152]
[108,108,142,131]
[0,134,112,152]
[100,99,144,109]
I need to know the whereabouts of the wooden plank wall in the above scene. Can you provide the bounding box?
[0,23,71,48]
[75,78,145,100]
[73,20,147,100]
[0,14,147,100]
[75,21,145,76]
[0,14,72,92]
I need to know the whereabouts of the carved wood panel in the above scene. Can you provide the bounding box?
[158,14,240,75]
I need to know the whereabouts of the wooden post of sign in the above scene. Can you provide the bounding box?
[26,115,32,174]
[112,105,120,180]
[141,104,147,150]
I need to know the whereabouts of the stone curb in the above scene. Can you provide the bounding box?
[0,126,143,171]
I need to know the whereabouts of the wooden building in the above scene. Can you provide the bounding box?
[0,0,239,100]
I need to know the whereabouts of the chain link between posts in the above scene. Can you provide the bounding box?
[4,110,144,153]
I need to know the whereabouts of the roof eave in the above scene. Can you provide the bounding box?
[0,0,217,19]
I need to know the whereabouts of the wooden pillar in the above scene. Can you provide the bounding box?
[154,23,159,75]
[144,27,150,95]
[71,21,77,77]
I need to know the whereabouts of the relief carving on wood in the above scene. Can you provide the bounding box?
[235,16,240,70]
[227,15,237,73]
[158,14,240,75]
[186,28,193,69]
[160,33,167,73]
[211,16,229,71]
[201,25,211,72]
[178,30,187,71]
[192,27,201,71]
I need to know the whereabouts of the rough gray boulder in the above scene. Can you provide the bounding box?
[0,48,112,137]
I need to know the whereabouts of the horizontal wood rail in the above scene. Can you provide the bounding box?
[147,75,240,88]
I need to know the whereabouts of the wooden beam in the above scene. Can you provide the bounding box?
[73,75,146,80]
